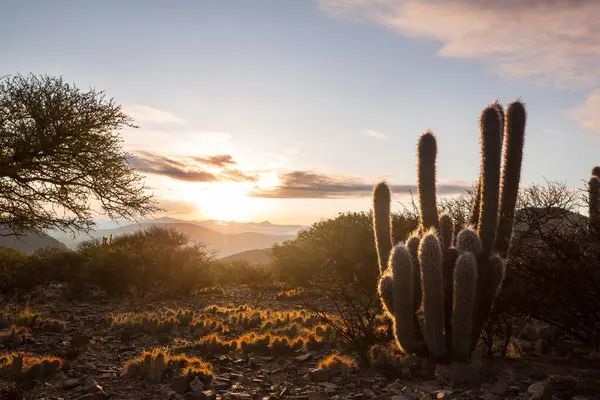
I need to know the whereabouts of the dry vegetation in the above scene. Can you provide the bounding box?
[1,79,600,399]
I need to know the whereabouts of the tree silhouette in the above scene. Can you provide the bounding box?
[0,74,160,236]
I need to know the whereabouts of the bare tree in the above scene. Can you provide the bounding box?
[0,74,160,236]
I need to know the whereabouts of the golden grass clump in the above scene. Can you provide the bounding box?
[14,309,40,328]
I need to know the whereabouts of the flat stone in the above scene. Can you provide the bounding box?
[479,393,499,400]
[189,377,205,393]
[84,362,98,372]
[490,382,508,396]
[295,353,313,363]
[319,382,338,390]
[171,376,189,395]
[64,378,81,389]
[308,393,328,400]
[309,368,329,382]
[525,382,552,400]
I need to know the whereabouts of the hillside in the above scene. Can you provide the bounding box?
[0,228,67,255]
[220,248,272,265]
[85,217,308,236]
[62,223,294,257]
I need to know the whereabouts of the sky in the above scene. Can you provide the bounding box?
[1,0,599,225]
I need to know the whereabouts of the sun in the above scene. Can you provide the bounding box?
[179,172,280,221]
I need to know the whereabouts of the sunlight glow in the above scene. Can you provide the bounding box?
[175,172,281,222]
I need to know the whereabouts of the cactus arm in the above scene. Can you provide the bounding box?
[471,254,506,351]
[417,131,439,231]
[439,213,453,252]
[373,182,393,274]
[477,105,503,259]
[406,235,422,312]
[469,178,482,228]
[456,227,483,256]
[451,252,478,359]
[443,247,458,351]
[388,243,422,354]
[495,100,526,258]
[378,273,394,316]
[419,232,448,359]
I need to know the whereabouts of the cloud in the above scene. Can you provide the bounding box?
[191,154,237,167]
[249,170,469,198]
[130,152,257,183]
[318,0,600,129]
[568,91,600,129]
[363,129,388,138]
[122,105,186,125]
[158,199,200,215]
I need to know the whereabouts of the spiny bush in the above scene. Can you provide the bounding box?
[0,309,66,333]
[178,334,237,355]
[0,353,62,380]
[271,336,304,356]
[275,288,307,301]
[306,334,326,351]
[124,349,213,384]
[368,342,407,371]
[189,318,229,337]
[318,352,358,371]
[237,333,272,355]
[0,326,30,346]
[374,101,526,362]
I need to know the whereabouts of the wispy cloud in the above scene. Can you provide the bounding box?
[122,104,186,125]
[568,92,600,129]
[158,199,200,215]
[191,154,237,167]
[249,170,469,198]
[130,152,257,183]
[363,129,388,138]
[318,0,600,130]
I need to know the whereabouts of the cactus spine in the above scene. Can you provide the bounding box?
[373,100,526,361]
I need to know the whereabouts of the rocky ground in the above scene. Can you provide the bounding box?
[0,284,598,400]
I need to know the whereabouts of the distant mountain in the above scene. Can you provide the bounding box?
[0,227,67,255]
[55,222,294,258]
[220,248,272,265]
[79,217,308,236]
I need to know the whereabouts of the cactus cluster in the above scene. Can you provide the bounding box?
[373,101,526,361]
[589,166,600,229]
[124,349,213,384]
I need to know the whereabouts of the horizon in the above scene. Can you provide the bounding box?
[3,1,600,226]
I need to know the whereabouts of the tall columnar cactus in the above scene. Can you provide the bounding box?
[373,100,526,361]
[589,167,600,230]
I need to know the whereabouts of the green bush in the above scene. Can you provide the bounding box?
[0,247,31,293]
[27,247,86,285]
[80,226,216,296]
[271,211,418,289]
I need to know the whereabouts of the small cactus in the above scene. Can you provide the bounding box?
[373,100,526,361]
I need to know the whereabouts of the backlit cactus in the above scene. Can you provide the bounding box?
[373,100,526,361]
[589,167,600,230]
